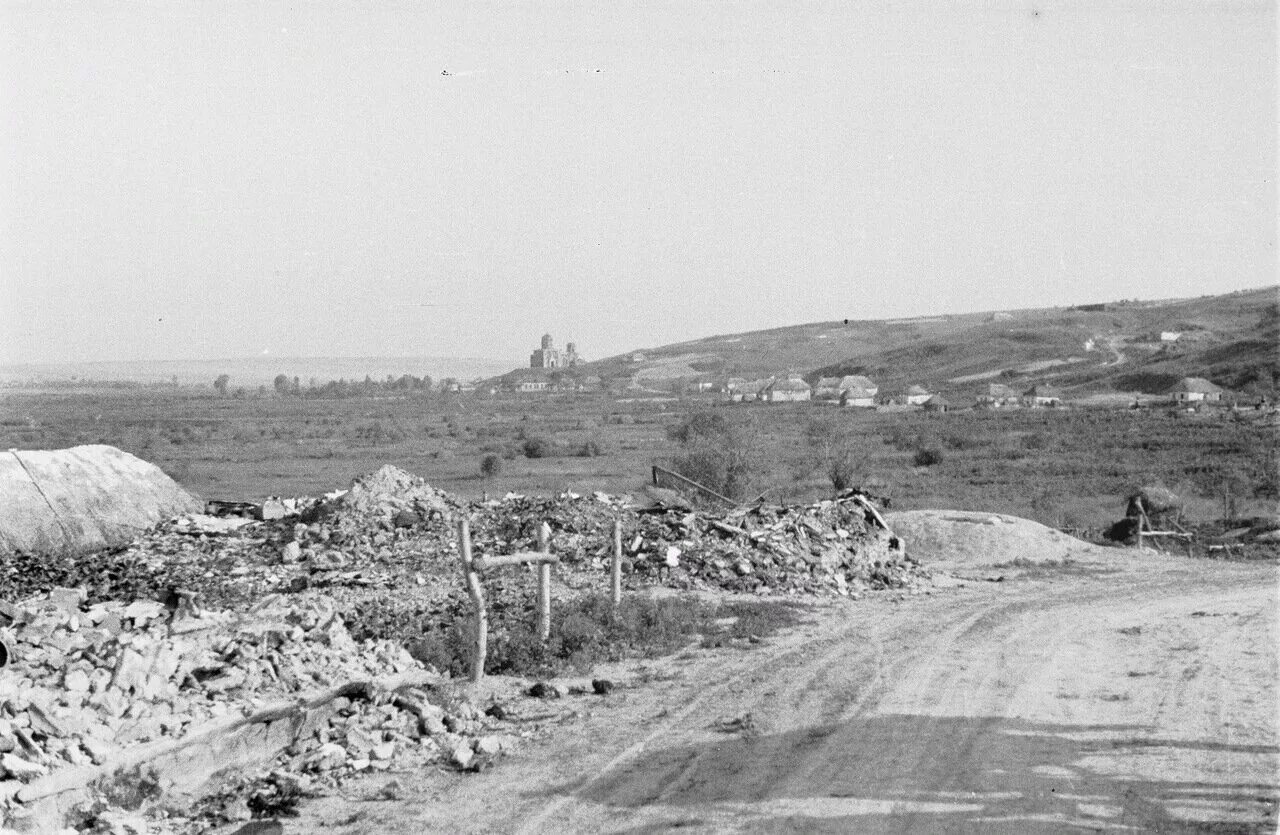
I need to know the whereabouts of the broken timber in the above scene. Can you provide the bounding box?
[10,671,435,828]
[457,518,559,682]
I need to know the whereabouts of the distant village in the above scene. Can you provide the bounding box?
[496,334,1270,413]
[715,373,1267,413]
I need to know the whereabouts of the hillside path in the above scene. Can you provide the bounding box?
[292,556,1278,834]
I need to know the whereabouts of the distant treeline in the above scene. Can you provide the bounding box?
[0,378,180,390]
[253,373,449,398]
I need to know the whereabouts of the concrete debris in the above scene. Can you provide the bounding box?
[0,464,927,829]
[0,585,503,832]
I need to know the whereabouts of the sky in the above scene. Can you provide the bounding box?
[1,1,1275,366]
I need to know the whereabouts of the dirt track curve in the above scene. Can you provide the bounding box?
[293,554,1278,834]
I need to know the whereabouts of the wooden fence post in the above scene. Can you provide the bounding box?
[536,522,552,642]
[611,519,623,606]
[458,518,487,683]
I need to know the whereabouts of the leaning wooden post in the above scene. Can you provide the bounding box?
[611,519,623,606]
[536,522,552,642]
[458,517,487,683]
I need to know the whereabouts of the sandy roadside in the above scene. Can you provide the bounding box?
[287,554,1278,834]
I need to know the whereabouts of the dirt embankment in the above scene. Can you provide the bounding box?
[887,509,1118,572]
[291,554,1278,834]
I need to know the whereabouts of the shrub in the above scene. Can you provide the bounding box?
[667,410,729,444]
[1022,431,1051,450]
[577,439,602,457]
[827,454,858,493]
[480,453,502,478]
[522,436,551,458]
[913,447,945,467]
[668,410,761,500]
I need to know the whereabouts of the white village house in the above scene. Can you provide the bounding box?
[764,375,812,403]
[815,375,879,400]
[903,385,931,406]
[1021,384,1062,408]
[1168,377,1223,404]
[840,386,876,408]
[975,383,1018,408]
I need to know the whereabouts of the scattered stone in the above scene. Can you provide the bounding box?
[280,541,301,564]
[714,713,756,734]
[527,682,566,700]
[1,753,44,779]
[449,741,473,770]
[308,742,347,772]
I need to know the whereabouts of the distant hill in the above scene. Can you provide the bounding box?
[583,286,1279,398]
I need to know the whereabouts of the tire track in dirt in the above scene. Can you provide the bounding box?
[292,559,1277,834]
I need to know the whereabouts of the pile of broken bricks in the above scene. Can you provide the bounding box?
[0,586,518,832]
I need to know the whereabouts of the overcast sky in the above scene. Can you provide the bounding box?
[1,1,1275,365]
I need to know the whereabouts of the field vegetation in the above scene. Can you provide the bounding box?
[1,387,1273,534]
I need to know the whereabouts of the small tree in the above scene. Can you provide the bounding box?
[806,416,861,494]
[668,409,761,500]
[480,453,502,479]
[273,374,290,395]
[213,374,230,396]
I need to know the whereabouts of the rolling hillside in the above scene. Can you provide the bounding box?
[585,286,1278,399]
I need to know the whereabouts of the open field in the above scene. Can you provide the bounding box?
[1,388,1274,532]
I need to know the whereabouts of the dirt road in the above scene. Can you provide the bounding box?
[293,555,1278,833]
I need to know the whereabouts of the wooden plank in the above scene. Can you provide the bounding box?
[851,494,892,532]
[458,518,487,683]
[650,464,737,507]
[536,522,551,642]
[16,671,433,805]
[611,519,623,606]
[473,552,560,570]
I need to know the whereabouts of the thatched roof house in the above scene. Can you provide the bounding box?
[976,383,1018,408]
[1168,377,1223,403]
[839,375,878,396]
[1021,384,1062,408]
[765,375,812,403]
[903,384,931,405]
[840,387,876,407]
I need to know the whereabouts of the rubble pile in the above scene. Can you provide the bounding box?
[0,587,508,830]
[0,471,926,649]
[624,498,916,596]
[0,464,928,829]
[446,490,922,597]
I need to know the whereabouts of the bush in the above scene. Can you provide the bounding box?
[480,453,502,478]
[913,447,945,467]
[522,436,551,459]
[827,454,858,493]
[668,410,761,500]
[577,439,602,457]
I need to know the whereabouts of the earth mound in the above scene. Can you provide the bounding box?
[0,445,200,555]
[886,509,1116,570]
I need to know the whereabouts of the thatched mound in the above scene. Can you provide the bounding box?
[0,445,200,554]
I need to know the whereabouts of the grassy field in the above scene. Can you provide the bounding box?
[2,387,1274,533]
